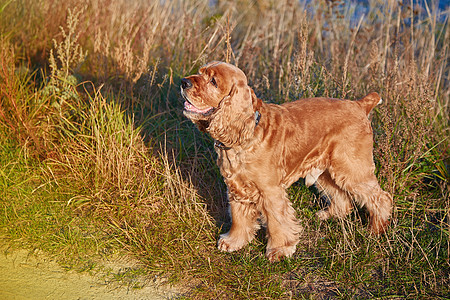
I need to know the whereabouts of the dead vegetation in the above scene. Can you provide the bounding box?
[0,0,448,298]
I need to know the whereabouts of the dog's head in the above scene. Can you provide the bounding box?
[181,61,259,148]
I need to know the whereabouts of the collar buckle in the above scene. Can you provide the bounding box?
[255,110,261,126]
[214,140,231,150]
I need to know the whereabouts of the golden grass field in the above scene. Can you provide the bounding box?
[0,0,449,298]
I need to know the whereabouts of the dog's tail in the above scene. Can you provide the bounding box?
[356,92,382,116]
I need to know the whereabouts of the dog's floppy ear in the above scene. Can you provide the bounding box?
[250,87,262,112]
[207,80,256,148]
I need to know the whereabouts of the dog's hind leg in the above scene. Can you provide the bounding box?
[315,170,353,220]
[325,129,393,234]
[346,178,393,234]
[328,158,393,234]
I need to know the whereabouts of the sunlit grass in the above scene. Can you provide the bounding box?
[0,0,448,298]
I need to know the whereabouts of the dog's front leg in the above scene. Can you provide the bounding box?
[262,187,302,262]
[218,196,260,253]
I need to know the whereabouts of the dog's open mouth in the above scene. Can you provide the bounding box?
[184,101,214,115]
[182,93,214,116]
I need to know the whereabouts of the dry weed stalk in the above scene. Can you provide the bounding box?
[46,7,87,109]
[0,38,47,157]
[50,8,87,82]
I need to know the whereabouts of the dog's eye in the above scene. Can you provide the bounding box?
[210,77,218,88]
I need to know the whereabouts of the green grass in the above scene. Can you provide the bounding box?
[0,0,449,298]
[0,139,106,265]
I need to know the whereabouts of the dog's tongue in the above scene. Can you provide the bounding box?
[184,101,212,114]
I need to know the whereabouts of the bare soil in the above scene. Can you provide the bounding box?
[0,245,179,299]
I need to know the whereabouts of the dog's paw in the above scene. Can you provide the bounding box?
[316,209,330,220]
[217,233,248,252]
[369,217,390,235]
[265,245,296,262]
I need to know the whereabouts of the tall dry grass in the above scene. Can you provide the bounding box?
[0,0,449,298]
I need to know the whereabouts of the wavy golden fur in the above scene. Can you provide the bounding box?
[181,61,393,262]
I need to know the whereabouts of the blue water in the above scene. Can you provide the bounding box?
[303,0,450,26]
[328,0,449,11]
[438,0,450,10]
[299,0,450,26]
[336,0,449,20]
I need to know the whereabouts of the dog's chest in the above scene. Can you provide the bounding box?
[216,148,246,178]
[216,149,261,203]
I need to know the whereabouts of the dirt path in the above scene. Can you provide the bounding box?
[0,246,179,299]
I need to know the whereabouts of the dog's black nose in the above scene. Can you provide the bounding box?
[181,78,192,90]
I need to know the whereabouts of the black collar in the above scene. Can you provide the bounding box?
[214,110,261,150]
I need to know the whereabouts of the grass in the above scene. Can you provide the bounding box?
[0,0,449,298]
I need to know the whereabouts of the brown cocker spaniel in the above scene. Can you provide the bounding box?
[181,61,392,262]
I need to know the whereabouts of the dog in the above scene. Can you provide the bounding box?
[181,61,392,262]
